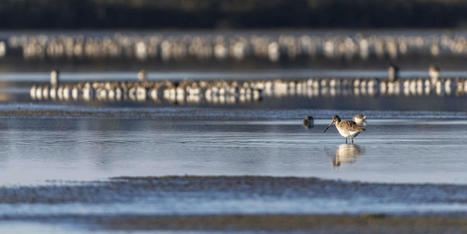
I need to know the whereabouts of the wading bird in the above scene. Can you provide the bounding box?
[303,115,314,129]
[324,115,365,144]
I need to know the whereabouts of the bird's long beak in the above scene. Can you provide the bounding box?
[323,121,334,133]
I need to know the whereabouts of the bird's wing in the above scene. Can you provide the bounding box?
[342,120,365,131]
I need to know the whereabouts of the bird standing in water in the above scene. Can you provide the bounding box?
[324,115,365,144]
[388,64,399,82]
[303,115,314,129]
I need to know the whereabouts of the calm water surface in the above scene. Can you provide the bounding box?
[0,118,466,185]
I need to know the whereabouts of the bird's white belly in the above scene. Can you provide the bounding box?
[336,128,360,138]
[336,127,351,137]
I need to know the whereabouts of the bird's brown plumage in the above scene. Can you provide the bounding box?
[337,120,365,132]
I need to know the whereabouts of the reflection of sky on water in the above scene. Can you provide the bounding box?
[0,118,467,185]
[4,69,467,81]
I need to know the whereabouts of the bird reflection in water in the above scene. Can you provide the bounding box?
[331,144,363,167]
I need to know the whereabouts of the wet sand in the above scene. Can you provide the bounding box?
[0,176,467,233]
[3,214,467,233]
[98,214,467,233]
[1,175,467,205]
[1,176,467,211]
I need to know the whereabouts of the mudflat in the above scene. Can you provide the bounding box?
[1,176,467,233]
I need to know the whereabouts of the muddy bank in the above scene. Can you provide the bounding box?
[3,214,467,233]
[99,214,467,233]
[1,176,467,232]
[1,176,467,206]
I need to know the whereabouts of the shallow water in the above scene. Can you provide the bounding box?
[0,117,465,185]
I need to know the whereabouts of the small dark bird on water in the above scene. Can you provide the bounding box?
[303,116,314,129]
[388,63,399,82]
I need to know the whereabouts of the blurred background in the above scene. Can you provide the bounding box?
[1,0,467,71]
[5,0,467,29]
[2,0,467,111]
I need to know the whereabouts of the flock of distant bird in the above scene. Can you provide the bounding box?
[11,32,467,62]
[30,63,456,106]
[30,70,264,104]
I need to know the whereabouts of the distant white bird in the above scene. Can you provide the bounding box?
[429,65,440,84]
[50,69,59,86]
[138,70,147,81]
[352,114,367,126]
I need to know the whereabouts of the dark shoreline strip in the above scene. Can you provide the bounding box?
[2,175,467,204]
[102,214,467,232]
[2,214,467,232]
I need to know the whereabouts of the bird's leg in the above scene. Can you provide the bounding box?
[345,138,348,144]
[351,138,354,144]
